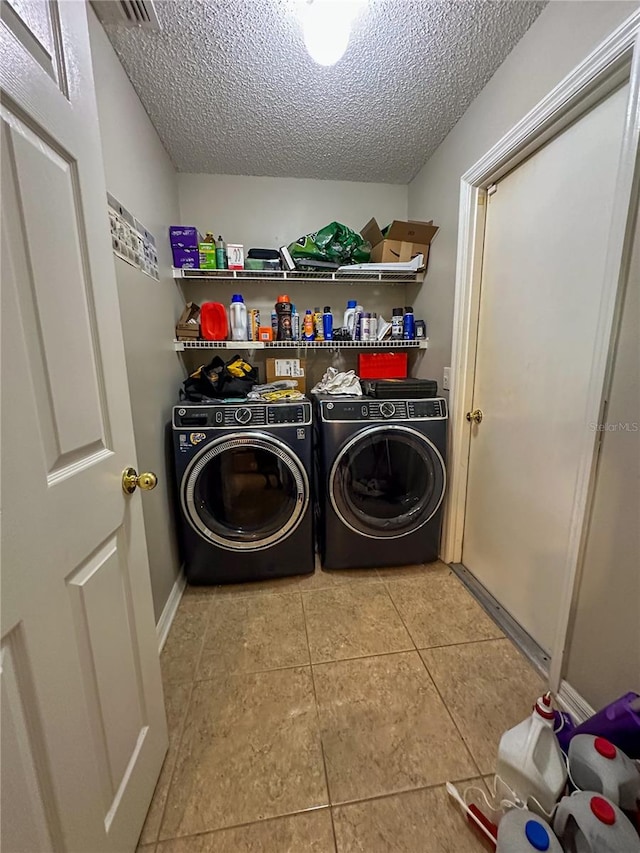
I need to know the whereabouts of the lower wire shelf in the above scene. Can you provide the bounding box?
[173,339,428,351]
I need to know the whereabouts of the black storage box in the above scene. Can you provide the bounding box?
[363,378,438,399]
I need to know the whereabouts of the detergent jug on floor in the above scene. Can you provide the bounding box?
[553,791,640,852]
[568,735,640,810]
[496,808,563,852]
[496,692,567,816]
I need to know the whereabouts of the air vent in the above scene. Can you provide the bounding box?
[91,0,160,30]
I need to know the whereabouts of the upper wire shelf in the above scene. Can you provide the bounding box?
[172,268,424,285]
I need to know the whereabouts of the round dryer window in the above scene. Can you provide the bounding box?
[330,424,446,539]
[182,433,309,551]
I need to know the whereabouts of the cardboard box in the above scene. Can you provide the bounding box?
[361,218,439,270]
[169,226,202,248]
[265,357,306,392]
[227,244,244,270]
[176,302,201,340]
[172,246,199,269]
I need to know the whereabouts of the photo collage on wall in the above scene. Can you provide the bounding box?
[107,193,159,280]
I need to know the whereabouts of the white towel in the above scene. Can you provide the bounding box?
[311,367,362,396]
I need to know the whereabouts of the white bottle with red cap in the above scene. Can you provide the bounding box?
[496,692,568,816]
[568,735,640,809]
[553,791,640,852]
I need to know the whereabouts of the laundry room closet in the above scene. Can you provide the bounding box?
[4,2,640,851]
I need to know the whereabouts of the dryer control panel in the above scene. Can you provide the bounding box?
[319,397,447,422]
[173,402,312,429]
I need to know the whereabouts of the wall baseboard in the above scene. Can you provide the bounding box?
[156,570,186,653]
[557,680,596,723]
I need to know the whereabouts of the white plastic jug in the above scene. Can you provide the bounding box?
[343,300,357,335]
[229,294,248,341]
[553,791,640,852]
[497,808,563,852]
[568,735,640,810]
[496,692,567,816]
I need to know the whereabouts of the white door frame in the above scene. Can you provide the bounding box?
[443,11,640,692]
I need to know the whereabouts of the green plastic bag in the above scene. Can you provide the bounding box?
[288,221,371,265]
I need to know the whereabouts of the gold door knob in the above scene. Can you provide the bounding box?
[122,467,158,494]
[466,409,483,424]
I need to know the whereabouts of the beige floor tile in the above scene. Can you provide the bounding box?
[204,566,382,598]
[198,593,310,677]
[303,584,413,663]
[332,781,490,852]
[386,571,503,648]
[161,598,211,685]
[137,845,156,853]
[299,566,380,592]
[375,560,450,580]
[420,640,546,775]
[156,809,335,852]
[160,667,328,838]
[203,573,317,597]
[139,682,193,844]
[314,652,476,804]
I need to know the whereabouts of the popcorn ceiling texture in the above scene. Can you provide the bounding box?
[103,0,545,183]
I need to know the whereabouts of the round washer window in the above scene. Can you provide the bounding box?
[182,434,309,551]
[330,425,445,539]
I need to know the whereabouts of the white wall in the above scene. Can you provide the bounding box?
[178,173,411,386]
[565,208,640,709]
[408,1,639,392]
[88,10,185,623]
[178,173,408,250]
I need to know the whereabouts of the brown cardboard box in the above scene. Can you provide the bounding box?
[265,357,307,392]
[361,218,439,270]
[176,301,201,340]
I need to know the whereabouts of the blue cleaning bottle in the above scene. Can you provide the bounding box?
[403,305,415,340]
[323,306,333,341]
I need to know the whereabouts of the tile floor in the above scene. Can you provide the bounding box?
[138,561,545,852]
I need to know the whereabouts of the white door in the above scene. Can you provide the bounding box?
[1,2,168,851]
[461,84,629,654]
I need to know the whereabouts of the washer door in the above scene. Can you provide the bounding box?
[330,424,446,539]
[182,433,309,551]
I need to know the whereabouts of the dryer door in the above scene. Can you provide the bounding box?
[182,433,309,551]
[330,425,446,539]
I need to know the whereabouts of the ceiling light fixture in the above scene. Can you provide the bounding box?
[300,0,367,67]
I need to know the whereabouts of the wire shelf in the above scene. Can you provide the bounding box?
[174,339,428,352]
[172,267,424,285]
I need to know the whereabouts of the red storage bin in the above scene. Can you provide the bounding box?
[358,352,408,379]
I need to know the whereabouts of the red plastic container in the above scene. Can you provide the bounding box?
[358,352,408,379]
[200,302,228,341]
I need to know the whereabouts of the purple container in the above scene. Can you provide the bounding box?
[169,226,202,249]
[557,693,640,758]
[172,247,199,269]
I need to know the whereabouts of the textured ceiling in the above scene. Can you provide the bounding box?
[102,0,545,183]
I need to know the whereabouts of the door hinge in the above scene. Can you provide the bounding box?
[487,183,498,196]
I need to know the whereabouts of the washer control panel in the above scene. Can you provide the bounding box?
[320,397,447,422]
[174,402,312,429]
